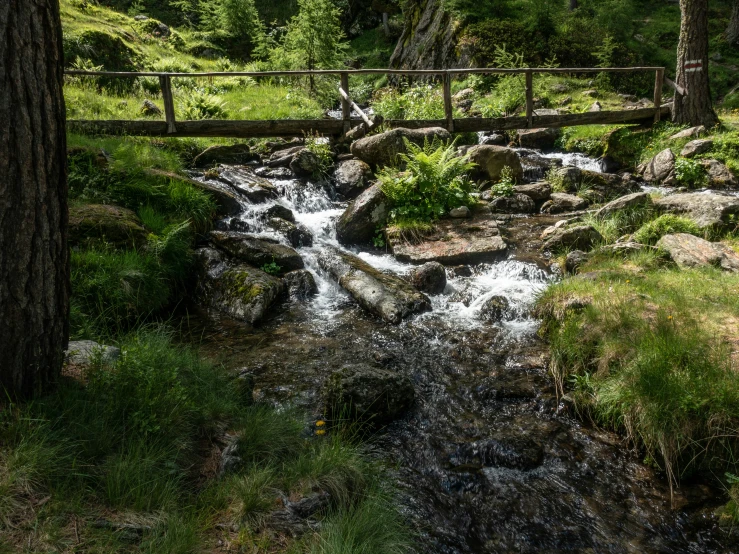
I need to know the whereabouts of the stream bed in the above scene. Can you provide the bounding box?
[181,149,734,553]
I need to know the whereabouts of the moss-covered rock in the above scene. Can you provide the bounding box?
[69,204,148,249]
[63,29,138,72]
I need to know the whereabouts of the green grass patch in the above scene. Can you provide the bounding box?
[632,214,704,245]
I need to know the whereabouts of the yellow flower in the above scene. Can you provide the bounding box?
[315,420,326,427]
[668,315,673,320]
[626,280,631,283]
[315,429,326,436]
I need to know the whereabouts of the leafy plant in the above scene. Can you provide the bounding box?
[372,84,446,120]
[304,132,334,178]
[261,259,282,275]
[674,157,707,188]
[379,138,477,225]
[489,166,515,198]
[372,228,386,249]
[633,214,703,245]
[181,91,227,120]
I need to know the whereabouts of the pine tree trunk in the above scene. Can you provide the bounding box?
[727,0,739,46]
[0,0,69,398]
[673,0,718,128]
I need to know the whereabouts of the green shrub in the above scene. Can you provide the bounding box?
[304,132,334,178]
[181,91,228,119]
[633,214,702,245]
[674,157,706,187]
[379,138,476,225]
[372,84,445,120]
[489,166,515,198]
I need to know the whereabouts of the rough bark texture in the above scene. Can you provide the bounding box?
[673,0,719,128]
[0,0,69,397]
[728,0,739,46]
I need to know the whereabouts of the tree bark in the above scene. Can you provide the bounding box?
[727,0,739,46]
[0,0,69,398]
[673,0,718,128]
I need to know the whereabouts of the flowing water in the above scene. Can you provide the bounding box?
[185,151,734,553]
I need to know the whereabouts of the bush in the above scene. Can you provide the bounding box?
[181,90,228,119]
[378,138,476,225]
[371,84,445,120]
[489,166,515,198]
[633,214,702,245]
[673,157,707,187]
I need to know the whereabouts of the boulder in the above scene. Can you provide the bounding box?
[513,182,552,201]
[654,193,739,228]
[335,183,388,246]
[582,89,598,97]
[140,99,162,116]
[217,166,279,203]
[268,146,304,167]
[669,126,706,140]
[488,193,536,214]
[333,159,373,199]
[595,191,652,218]
[681,139,713,158]
[146,169,242,216]
[452,88,475,105]
[283,269,319,299]
[290,148,323,178]
[266,218,314,248]
[318,246,431,324]
[192,144,258,167]
[541,225,603,252]
[264,205,295,222]
[388,214,507,265]
[479,296,510,322]
[68,204,148,249]
[642,148,675,183]
[480,133,506,145]
[547,166,635,200]
[195,248,284,324]
[254,166,294,180]
[588,101,602,112]
[449,206,471,218]
[325,364,415,425]
[209,231,304,273]
[701,159,738,189]
[408,262,447,295]
[66,340,121,366]
[541,193,588,214]
[465,145,524,184]
[565,250,588,274]
[350,127,451,168]
[518,128,560,149]
[656,234,739,272]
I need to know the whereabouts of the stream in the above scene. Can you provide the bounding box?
[183,148,733,553]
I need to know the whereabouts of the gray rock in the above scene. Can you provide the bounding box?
[550,83,569,93]
[209,231,304,273]
[254,166,294,179]
[681,139,714,158]
[541,193,588,214]
[488,193,536,214]
[134,14,149,21]
[452,88,475,104]
[66,340,121,365]
[465,145,524,184]
[654,192,739,228]
[333,159,373,199]
[669,125,706,140]
[318,246,431,324]
[140,99,161,116]
[193,144,258,167]
[268,145,304,167]
[266,218,314,248]
[449,206,471,218]
[335,183,388,246]
[588,101,602,112]
[479,295,510,322]
[217,166,279,203]
[701,159,738,189]
[513,182,552,201]
[408,262,447,295]
[595,191,653,218]
[656,233,739,272]
[582,89,598,97]
[542,225,603,251]
[643,148,676,183]
[619,94,638,102]
[565,250,588,274]
[219,439,242,476]
[68,204,148,249]
[195,248,284,324]
[480,133,506,145]
[518,128,560,149]
[326,364,415,425]
[283,269,319,299]
[350,127,451,168]
[290,148,324,178]
[264,204,295,222]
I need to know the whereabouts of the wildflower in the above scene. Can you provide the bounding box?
[626,279,631,284]
[315,429,326,436]
[315,420,326,427]
[668,315,673,320]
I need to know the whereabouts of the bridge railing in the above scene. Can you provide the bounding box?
[64,66,673,138]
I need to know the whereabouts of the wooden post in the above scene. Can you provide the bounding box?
[525,69,534,128]
[653,68,665,124]
[443,71,454,133]
[159,75,176,133]
[340,72,350,134]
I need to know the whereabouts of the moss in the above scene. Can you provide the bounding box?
[68,203,149,249]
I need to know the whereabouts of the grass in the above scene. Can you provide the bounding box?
[536,250,739,495]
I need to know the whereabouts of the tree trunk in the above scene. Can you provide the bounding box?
[727,0,739,46]
[383,12,390,37]
[0,0,69,398]
[672,0,718,128]
[569,0,578,11]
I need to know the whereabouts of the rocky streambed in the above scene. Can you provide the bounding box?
[178,131,739,553]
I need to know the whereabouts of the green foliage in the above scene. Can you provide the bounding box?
[181,90,228,119]
[372,84,445,120]
[379,139,477,225]
[633,214,703,246]
[304,133,334,178]
[673,157,707,188]
[261,260,282,275]
[489,166,515,198]
[580,205,654,245]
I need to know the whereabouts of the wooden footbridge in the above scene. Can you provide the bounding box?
[64,66,677,138]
